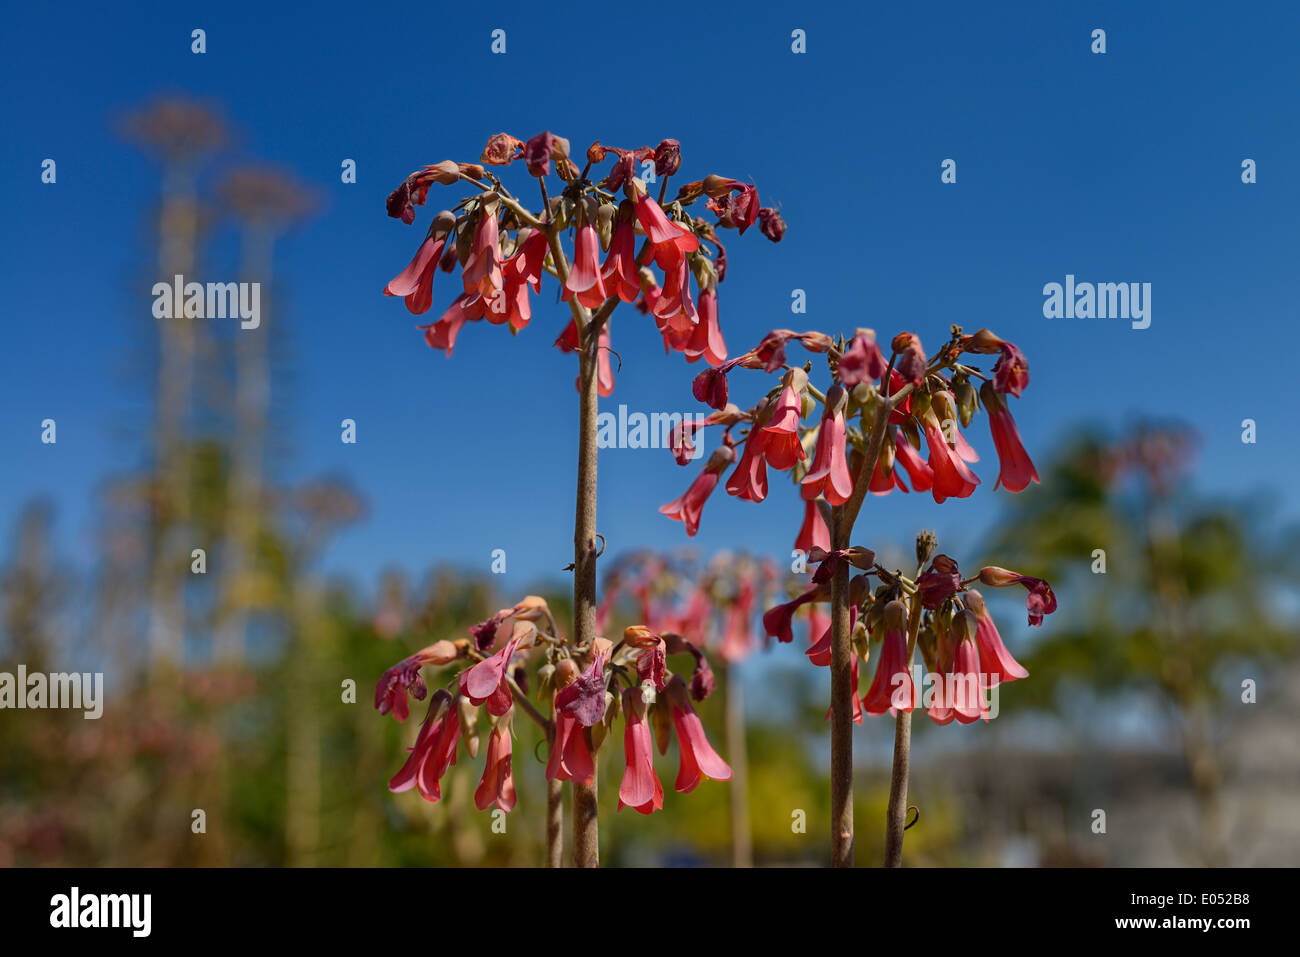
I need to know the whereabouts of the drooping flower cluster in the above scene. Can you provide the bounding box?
[383,132,785,393]
[763,545,1057,723]
[374,595,732,816]
[659,325,1040,542]
[598,549,779,667]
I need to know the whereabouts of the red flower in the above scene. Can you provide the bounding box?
[805,604,856,668]
[665,676,731,792]
[893,429,934,492]
[981,382,1039,492]
[892,332,927,387]
[563,221,608,309]
[685,288,727,367]
[868,442,907,495]
[762,584,823,644]
[977,567,1057,626]
[964,589,1028,687]
[384,235,445,315]
[459,637,521,717]
[801,399,853,505]
[795,498,831,554]
[916,561,962,609]
[725,427,770,502]
[462,211,503,302]
[498,228,548,330]
[633,190,698,268]
[719,579,756,662]
[652,251,697,331]
[522,131,571,178]
[617,688,663,815]
[837,330,887,387]
[660,444,735,536]
[692,366,729,410]
[546,646,610,787]
[374,640,458,721]
[546,710,595,785]
[388,691,462,802]
[993,342,1029,397]
[703,178,759,234]
[924,420,980,503]
[863,601,915,715]
[473,713,516,812]
[757,207,786,242]
[928,620,988,725]
[761,384,806,471]
[420,292,485,356]
[556,645,611,727]
[601,218,641,303]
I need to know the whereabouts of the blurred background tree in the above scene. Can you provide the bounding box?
[981,423,1298,865]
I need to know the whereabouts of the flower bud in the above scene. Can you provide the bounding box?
[917,621,938,674]
[510,618,537,650]
[978,566,1019,586]
[653,139,682,177]
[851,381,877,414]
[418,640,460,665]
[596,202,616,249]
[427,160,460,184]
[512,595,549,620]
[931,554,959,574]
[702,174,733,198]
[624,625,660,648]
[549,196,571,230]
[964,328,1004,354]
[800,331,832,354]
[758,207,786,242]
[554,657,580,690]
[866,597,885,637]
[910,390,932,420]
[915,530,937,567]
[536,662,556,698]
[851,619,871,660]
[439,242,458,274]
[898,417,921,451]
[883,599,909,633]
[952,608,979,645]
[458,696,480,758]
[953,376,978,427]
[480,133,523,166]
[931,390,957,428]
[430,209,457,237]
[824,383,849,418]
[847,548,877,572]
[651,700,673,755]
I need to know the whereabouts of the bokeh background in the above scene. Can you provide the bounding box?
[1,1,1297,866]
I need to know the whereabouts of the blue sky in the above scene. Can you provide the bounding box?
[2,1,1297,608]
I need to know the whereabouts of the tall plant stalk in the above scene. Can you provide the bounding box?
[547,228,612,868]
[827,364,911,867]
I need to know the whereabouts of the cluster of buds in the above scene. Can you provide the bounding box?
[374,595,732,816]
[382,131,785,392]
[598,550,779,668]
[763,547,1057,722]
[660,325,1039,543]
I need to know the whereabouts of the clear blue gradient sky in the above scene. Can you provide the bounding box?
[2,1,1297,599]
